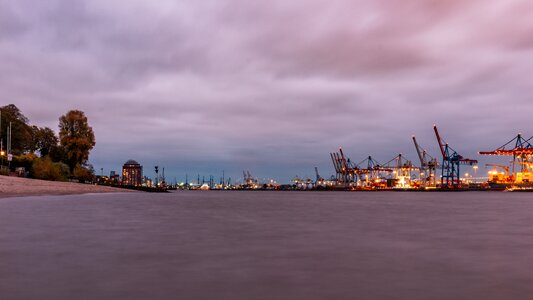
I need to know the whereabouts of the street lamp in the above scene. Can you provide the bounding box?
[473,165,478,183]
[154,166,159,187]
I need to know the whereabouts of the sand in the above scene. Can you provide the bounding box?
[0,176,135,198]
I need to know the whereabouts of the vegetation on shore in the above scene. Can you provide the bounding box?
[1,104,96,182]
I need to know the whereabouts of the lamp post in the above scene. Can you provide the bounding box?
[473,165,478,183]
[154,166,159,187]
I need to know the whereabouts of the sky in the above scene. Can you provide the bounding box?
[1,0,533,183]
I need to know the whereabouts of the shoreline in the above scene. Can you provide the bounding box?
[0,176,136,199]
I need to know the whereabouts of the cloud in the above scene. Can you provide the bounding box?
[1,0,533,182]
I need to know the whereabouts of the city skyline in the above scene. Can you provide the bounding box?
[2,0,533,182]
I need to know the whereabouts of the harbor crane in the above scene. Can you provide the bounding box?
[356,156,387,186]
[412,135,438,187]
[433,125,478,188]
[382,153,416,188]
[330,148,358,185]
[314,167,324,184]
[243,171,258,187]
[485,164,511,182]
[479,133,533,175]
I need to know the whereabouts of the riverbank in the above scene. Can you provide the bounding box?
[0,176,136,198]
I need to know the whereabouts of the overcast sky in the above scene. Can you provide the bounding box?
[2,0,532,183]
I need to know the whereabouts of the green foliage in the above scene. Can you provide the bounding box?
[1,106,97,183]
[12,153,38,173]
[32,157,69,181]
[0,104,33,154]
[59,110,95,171]
[56,162,70,179]
[31,126,59,157]
[0,166,8,176]
[48,145,67,163]
[73,164,95,183]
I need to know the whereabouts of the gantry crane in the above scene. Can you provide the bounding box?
[330,148,357,186]
[314,167,323,184]
[485,164,511,182]
[434,125,478,188]
[243,170,257,187]
[382,153,416,188]
[356,156,388,186]
[479,134,533,181]
[412,135,438,187]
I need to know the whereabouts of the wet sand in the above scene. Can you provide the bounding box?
[0,176,134,198]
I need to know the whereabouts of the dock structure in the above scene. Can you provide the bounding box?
[479,134,533,187]
[328,125,487,191]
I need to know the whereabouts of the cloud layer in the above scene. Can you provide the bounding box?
[2,0,533,182]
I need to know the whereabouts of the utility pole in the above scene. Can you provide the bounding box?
[7,122,11,169]
[155,166,159,187]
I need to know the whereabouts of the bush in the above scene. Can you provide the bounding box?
[73,164,95,183]
[32,157,69,181]
[11,153,37,173]
[0,166,8,176]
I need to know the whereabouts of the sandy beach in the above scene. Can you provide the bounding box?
[0,176,135,198]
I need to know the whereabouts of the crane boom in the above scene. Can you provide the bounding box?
[412,135,426,167]
[433,125,446,159]
[485,164,509,176]
[314,167,321,183]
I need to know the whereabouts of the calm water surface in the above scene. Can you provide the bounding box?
[1,191,533,300]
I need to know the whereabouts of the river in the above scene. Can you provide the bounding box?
[1,191,533,299]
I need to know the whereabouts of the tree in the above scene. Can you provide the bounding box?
[31,126,59,157]
[0,104,33,154]
[58,110,95,171]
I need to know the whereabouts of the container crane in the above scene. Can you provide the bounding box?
[479,133,533,176]
[382,153,416,188]
[356,156,387,187]
[434,125,478,188]
[485,164,511,182]
[314,167,323,184]
[330,148,357,185]
[412,135,438,187]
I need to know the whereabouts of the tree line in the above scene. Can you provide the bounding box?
[1,104,96,182]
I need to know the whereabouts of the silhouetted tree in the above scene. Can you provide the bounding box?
[31,126,59,157]
[58,110,95,171]
[0,104,32,154]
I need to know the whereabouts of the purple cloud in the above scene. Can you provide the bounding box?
[1,0,533,182]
